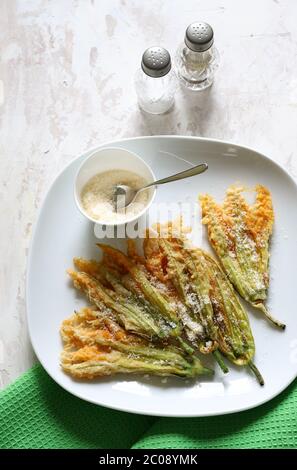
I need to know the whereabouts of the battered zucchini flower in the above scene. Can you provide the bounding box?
[61,307,212,379]
[144,230,263,384]
[200,185,285,330]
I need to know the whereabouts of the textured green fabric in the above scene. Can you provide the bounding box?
[133,380,297,449]
[0,364,154,449]
[0,364,296,449]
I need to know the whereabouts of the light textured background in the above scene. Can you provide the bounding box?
[0,0,297,388]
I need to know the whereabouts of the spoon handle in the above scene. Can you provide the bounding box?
[142,162,208,189]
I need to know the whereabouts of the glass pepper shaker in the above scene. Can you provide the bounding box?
[176,22,219,91]
[135,46,177,114]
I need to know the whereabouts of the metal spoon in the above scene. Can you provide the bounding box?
[113,162,208,210]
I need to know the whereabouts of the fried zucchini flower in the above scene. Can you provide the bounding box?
[144,229,263,384]
[61,307,212,379]
[200,185,285,329]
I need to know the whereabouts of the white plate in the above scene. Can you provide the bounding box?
[27,136,297,417]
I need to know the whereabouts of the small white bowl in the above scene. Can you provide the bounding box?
[74,147,156,226]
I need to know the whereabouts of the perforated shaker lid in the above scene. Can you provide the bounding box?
[185,22,214,52]
[141,46,171,78]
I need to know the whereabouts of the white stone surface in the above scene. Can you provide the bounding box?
[0,0,297,388]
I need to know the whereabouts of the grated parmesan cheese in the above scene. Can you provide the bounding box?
[81,169,149,223]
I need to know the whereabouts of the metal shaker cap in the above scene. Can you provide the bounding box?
[185,22,214,52]
[141,47,171,78]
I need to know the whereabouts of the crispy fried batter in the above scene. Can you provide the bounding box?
[200,185,284,330]
[61,210,266,384]
[60,307,211,379]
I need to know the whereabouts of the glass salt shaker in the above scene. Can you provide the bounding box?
[135,46,177,114]
[176,22,219,91]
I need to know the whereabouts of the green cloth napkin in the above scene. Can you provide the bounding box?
[0,364,296,449]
